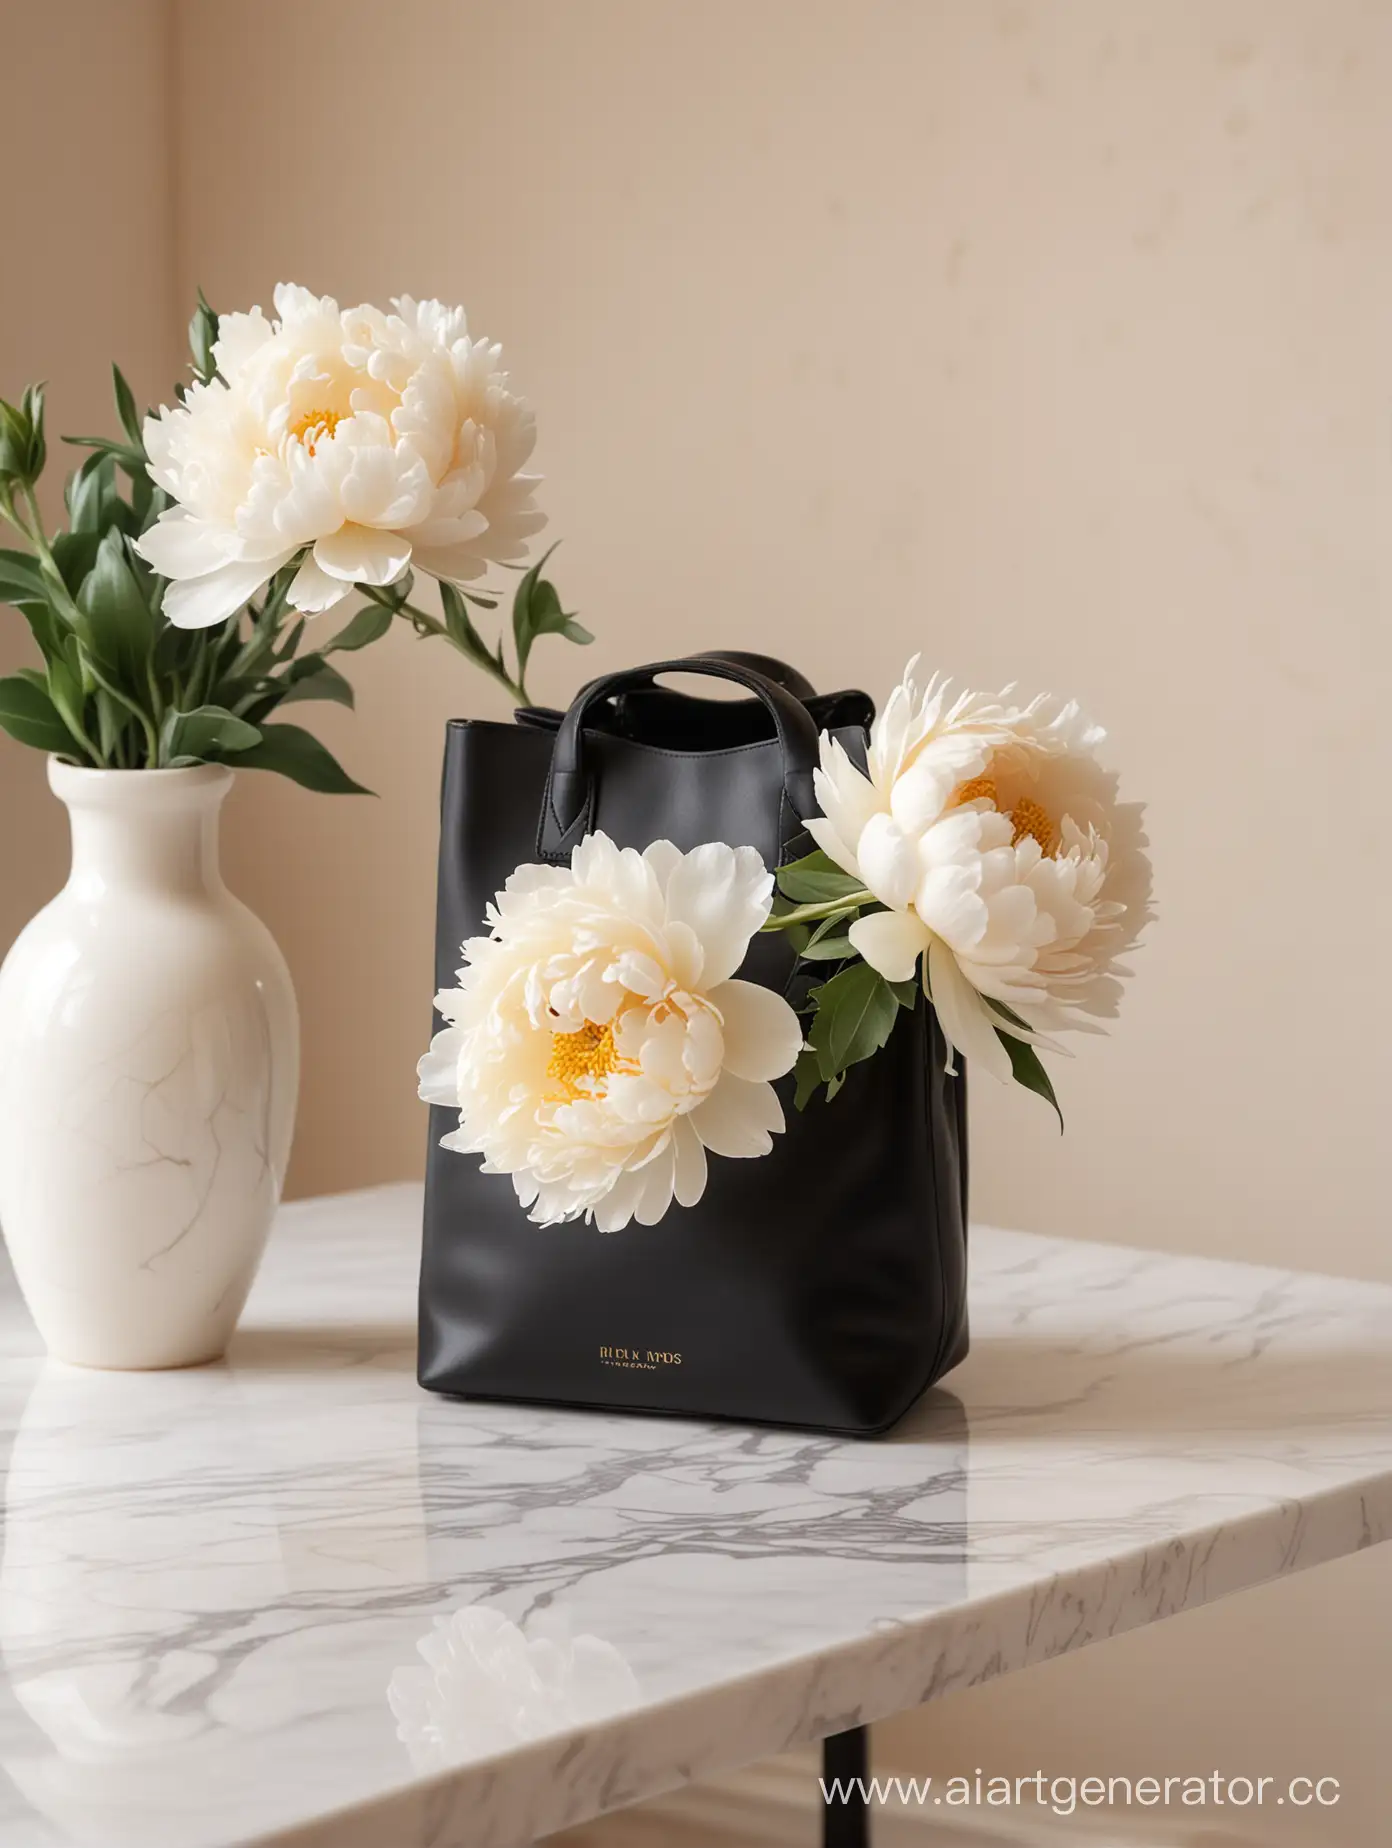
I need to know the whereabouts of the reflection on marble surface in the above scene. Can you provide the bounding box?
[389,1605,640,1771]
[0,1183,1388,1848]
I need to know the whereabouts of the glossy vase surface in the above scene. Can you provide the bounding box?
[0,761,298,1368]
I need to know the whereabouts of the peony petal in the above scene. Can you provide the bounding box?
[847,909,932,983]
[926,938,1013,1080]
[805,815,861,878]
[679,1002,725,1088]
[688,1071,784,1159]
[592,1168,644,1233]
[914,863,988,953]
[134,508,236,580]
[662,920,704,992]
[288,551,353,615]
[210,306,274,378]
[417,1027,465,1106]
[664,843,773,987]
[313,525,413,585]
[672,1114,708,1208]
[162,553,291,629]
[408,541,488,585]
[570,830,624,888]
[889,755,969,835]
[855,812,919,911]
[811,737,882,873]
[706,979,804,1082]
[636,1011,693,1089]
[641,839,683,892]
[633,1140,678,1226]
[273,281,341,325]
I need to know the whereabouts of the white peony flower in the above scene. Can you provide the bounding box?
[135,283,543,628]
[808,658,1152,1082]
[419,833,805,1231]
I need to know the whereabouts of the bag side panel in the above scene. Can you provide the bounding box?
[419,720,968,1434]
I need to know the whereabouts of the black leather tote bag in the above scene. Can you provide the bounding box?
[419,655,970,1435]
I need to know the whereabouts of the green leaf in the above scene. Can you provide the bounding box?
[112,365,143,447]
[23,382,46,480]
[161,704,261,765]
[888,976,920,1009]
[798,930,855,961]
[374,569,415,612]
[793,1048,823,1112]
[232,721,371,794]
[986,996,1032,1031]
[0,674,77,752]
[189,290,219,385]
[16,598,62,662]
[0,547,47,603]
[65,450,123,535]
[128,458,154,527]
[76,529,156,686]
[562,618,594,645]
[527,578,564,628]
[321,602,393,655]
[46,639,90,749]
[998,1030,1063,1130]
[0,397,29,480]
[61,433,148,476]
[273,616,306,664]
[94,685,125,761]
[806,961,902,1082]
[440,579,498,672]
[51,530,102,596]
[807,909,852,944]
[510,542,575,684]
[776,849,865,905]
[0,549,64,661]
[277,656,355,709]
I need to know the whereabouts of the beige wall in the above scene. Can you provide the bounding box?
[0,0,179,960]
[171,0,1391,1284]
[2,2,1389,1841]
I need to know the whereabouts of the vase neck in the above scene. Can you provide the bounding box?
[51,764,233,901]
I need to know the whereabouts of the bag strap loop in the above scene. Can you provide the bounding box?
[536,658,821,863]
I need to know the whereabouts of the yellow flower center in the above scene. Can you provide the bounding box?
[953,774,997,807]
[953,776,1057,857]
[546,1020,629,1099]
[286,407,344,455]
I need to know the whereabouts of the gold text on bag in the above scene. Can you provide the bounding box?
[599,1346,683,1372]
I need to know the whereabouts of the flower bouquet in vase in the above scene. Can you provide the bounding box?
[0,284,586,1368]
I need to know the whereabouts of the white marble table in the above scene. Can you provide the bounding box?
[0,1184,1389,1848]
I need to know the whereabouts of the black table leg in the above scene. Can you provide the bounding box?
[821,1723,870,1848]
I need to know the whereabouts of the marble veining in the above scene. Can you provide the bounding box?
[0,1184,1389,1848]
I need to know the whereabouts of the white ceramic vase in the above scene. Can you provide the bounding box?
[0,760,298,1368]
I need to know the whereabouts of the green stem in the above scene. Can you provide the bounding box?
[391,594,529,705]
[84,657,160,766]
[761,892,874,931]
[145,656,166,763]
[59,702,106,768]
[17,484,83,625]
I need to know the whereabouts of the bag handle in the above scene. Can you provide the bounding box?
[537,658,821,862]
[689,651,817,701]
